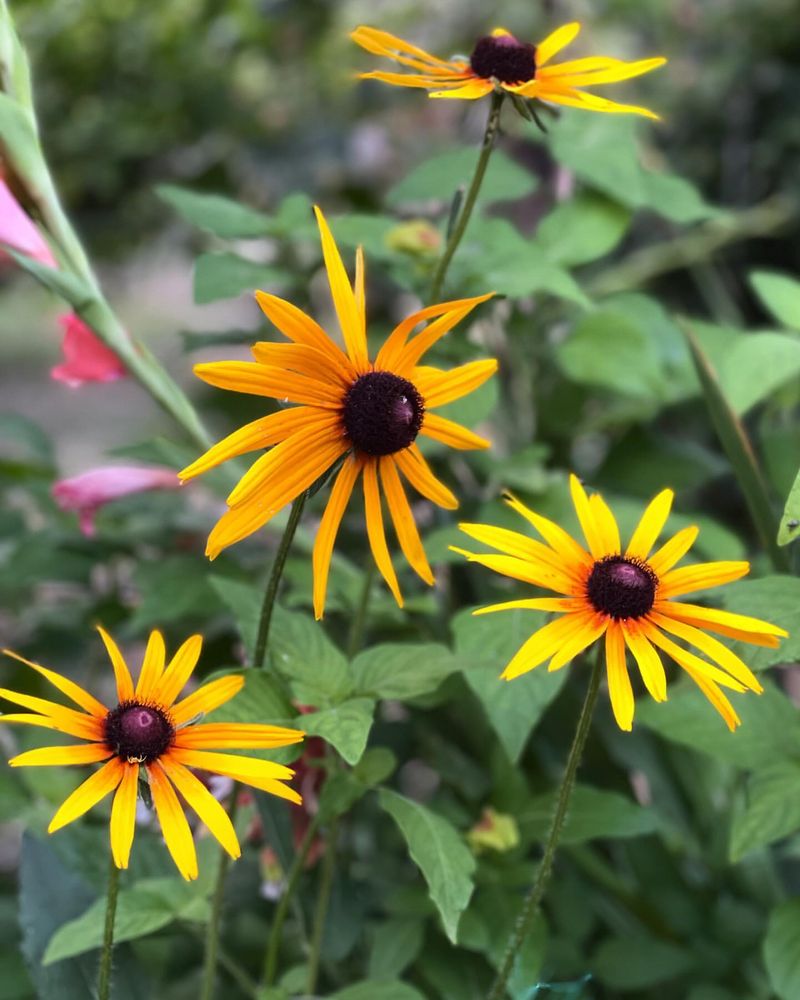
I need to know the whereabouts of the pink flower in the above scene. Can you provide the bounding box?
[52,465,180,536]
[50,313,126,388]
[0,178,57,267]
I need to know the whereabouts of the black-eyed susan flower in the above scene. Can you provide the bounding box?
[180,207,495,619]
[351,23,666,119]
[454,476,787,731]
[0,629,304,879]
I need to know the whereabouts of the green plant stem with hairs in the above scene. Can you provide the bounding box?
[429,90,504,301]
[97,856,120,1000]
[487,648,603,1000]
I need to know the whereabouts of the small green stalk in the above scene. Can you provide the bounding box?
[97,857,120,1000]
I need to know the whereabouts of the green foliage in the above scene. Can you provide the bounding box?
[387,147,537,207]
[519,785,659,845]
[156,185,273,238]
[750,271,800,330]
[764,900,800,1000]
[729,763,800,861]
[193,253,289,304]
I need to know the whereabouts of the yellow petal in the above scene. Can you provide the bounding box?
[649,611,762,692]
[569,474,606,559]
[502,612,594,680]
[621,620,667,702]
[169,747,295,782]
[148,763,198,880]
[674,663,741,731]
[350,25,464,72]
[0,688,102,741]
[588,494,621,554]
[625,489,674,560]
[155,634,203,708]
[158,756,240,860]
[380,456,434,585]
[536,22,581,66]
[648,526,699,577]
[48,757,124,833]
[251,342,353,388]
[453,548,577,595]
[658,561,750,599]
[394,445,458,510]
[605,622,634,731]
[10,743,111,767]
[363,459,403,607]
[2,649,107,718]
[254,290,352,369]
[429,79,495,100]
[415,358,498,408]
[503,491,592,569]
[313,207,369,371]
[135,630,166,702]
[421,412,490,451]
[110,763,139,869]
[537,85,660,120]
[96,626,134,703]
[473,597,585,616]
[458,522,578,577]
[396,295,494,372]
[540,56,666,87]
[547,614,607,672]
[193,360,343,408]
[377,293,494,371]
[312,454,362,620]
[656,601,787,646]
[171,675,244,727]
[641,622,747,692]
[173,722,304,750]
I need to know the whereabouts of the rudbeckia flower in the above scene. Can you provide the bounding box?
[351,23,666,119]
[180,207,495,619]
[454,476,787,731]
[0,630,304,879]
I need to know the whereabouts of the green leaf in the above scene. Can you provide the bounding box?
[720,576,800,669]
[452,608,568,763]
[44,877,208,964]
[156,184,272,237]
[332,982,426,1000]
[320,747,397,819]
[209,575,261,658]
[387,147,536,207]
[129,555,219,629]
[379,789,475,943]
[537,193,630,267]
[715,332,800,416]
[351,643,459,700]
[193,252,288,303]
[302,698,375,765]
[779,467,800,546]
[750,271,800,330]
[729,763,800,862]
[4,246,96,308]
[518,785,659,844]
[368,919,425,979]
[765,899,800,1000]
[593,934,695,990]
[638,678,800,769]
[331,214,397,261]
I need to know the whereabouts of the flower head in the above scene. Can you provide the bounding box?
[53,464,180,537]
[51,313,126,388]
[454,476,787,731]
[352,23,666,119]
[0,176,57,267]
[180,207,496,618]
[1,630,304,879]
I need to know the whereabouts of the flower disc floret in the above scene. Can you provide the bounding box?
[343,371,424,456]
[586,556,657,620]
[470,33,536,83]
[105,701,174,763]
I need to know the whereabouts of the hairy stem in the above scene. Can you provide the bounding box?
[97,857,120,1000]
[306,815,340,995]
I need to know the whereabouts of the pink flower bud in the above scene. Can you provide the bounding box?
[52,465,180,536]
[50,313,126,388]
[0,178,57,267]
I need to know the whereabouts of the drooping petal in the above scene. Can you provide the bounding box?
[363,460,403,607]
[421,412,490,450]
[656,601,787,647]
[429,79,495,100]
[48,757,125,833]
[169,748,295,782]
[171,675,245,727]
[135,630,167,702]
[547,613,607,672]
[96,626,135,703]
[158,756,240,859]
[313,207,369,371]
[626,489,674,560]
[380,456,434,585]
[10,743,112,767]
[394,446,458,510]
[640,622,747,692]
[536,22,581,66]
[155,634,203,708]
[351,25,467,73]
[537,85,660,120]
[502,612,596,680]
[658,561,750,599]
[621,619,667,702]
[2,649,107,718]
[148,763,198,880]
[675,662,741,731]
[110,763,139,869]
[358,70,467,89]
[605,622,634,731]
[312,455,362,620]
[415,358,498,408]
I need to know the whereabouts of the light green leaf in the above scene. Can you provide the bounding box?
[332,982,425,1000]
[43,878,209,964]
[193,252,288,303]
[351,643,459,700]
[518,785,659,844]
[387,147,536,207]
[379,789,475,943]
[156,184,272,237]
[750,271,800,330]
[765,899,800,1000]
[716,333,800,416]
[4,247,96,308]
[331,214,397,261]
[302,698,374,765]
[537,193,630,267]
[205,670,294,727]
[779,467,800,546]
[209,575,261,658]
[638,679,800,769]
[593,934,695,990]
[729,763,800,862]
[720,576,800,669]
[451,607,567,763]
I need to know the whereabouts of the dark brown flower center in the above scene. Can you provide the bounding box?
[470,33,537,84]
[342,371,424,456]
[105,702,174,763]
[586,556,657,620]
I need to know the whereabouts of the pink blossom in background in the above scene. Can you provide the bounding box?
[0,178,57,267]
[52,465,180,536]
[50,313,126,388]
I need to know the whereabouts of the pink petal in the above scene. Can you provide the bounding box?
[0,179,57,267]
[52,465,181,536]
[50,314,126,388]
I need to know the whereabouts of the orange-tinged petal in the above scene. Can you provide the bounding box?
[350,25,465,72]
[363,460,403,607]
[429,79,495,100]
[621,619,666,702]
[97,626,134,703]
[171,675,244,727]
[547,613,607,672]
[312,455,362,620]
[155,634,203,708]
[394,445,458,510]
[380,456,434,585]
[677,663,741,731]
[452,548,577,595]
[254,290,352,369]
[536,22,581,66]
[658,561,750,599]
[193,361,343,408]
[396,294,494,372]
[537,86,660,120]
[539,56,666,87]
[648,526,699,577]
[10,743,111,767]
[415,358,498,408]
[169,747,295,782]
[605,622,634,731]
[158,756,240,859]
[0,688,102,741]
[656,601,786,647]
[173,722,304,750]
[473,597,585,616]
[0,714,73,733]
[250,342,353,387]
[48,757,125,833]
[355,246,366,347]
[135,630,166,702]
[359,70,467,89]
[569,474,606,559]
[2,649,107,718]
[314,207,369,371]
[626,489,674,560]
[110,763,138,869]
[640,622,747,692]
[148,763,198,880]
[503,491,593,569]
[421,412,490,451]
[649,611,762,692]
[502,612,594,680]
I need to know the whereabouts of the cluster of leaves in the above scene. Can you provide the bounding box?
[2,75,800,1000]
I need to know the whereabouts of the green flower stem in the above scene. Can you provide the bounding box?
[306,813,340,995]
[97,856,120,1000]
[199,793,240,1000]
[263,811,323,986]
[487,649,603,1000]
[253,492,307,669]
[429,90,504,302]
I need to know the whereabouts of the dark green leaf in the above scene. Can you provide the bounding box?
[332,982,426,1000]
[302,698,375,765]
[351,643,458,700]
[593,934,695,990]
[193,252,288,303]
[730,763,800,862]
[368,918,425,980]
[720,576,800,669]
[764,899,800,1000]
[518,785,659,844]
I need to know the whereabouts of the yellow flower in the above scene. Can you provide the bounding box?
[180,207,495,619]
[351,23,666,119]
[454,476,787,731]
[1,630,304,879]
